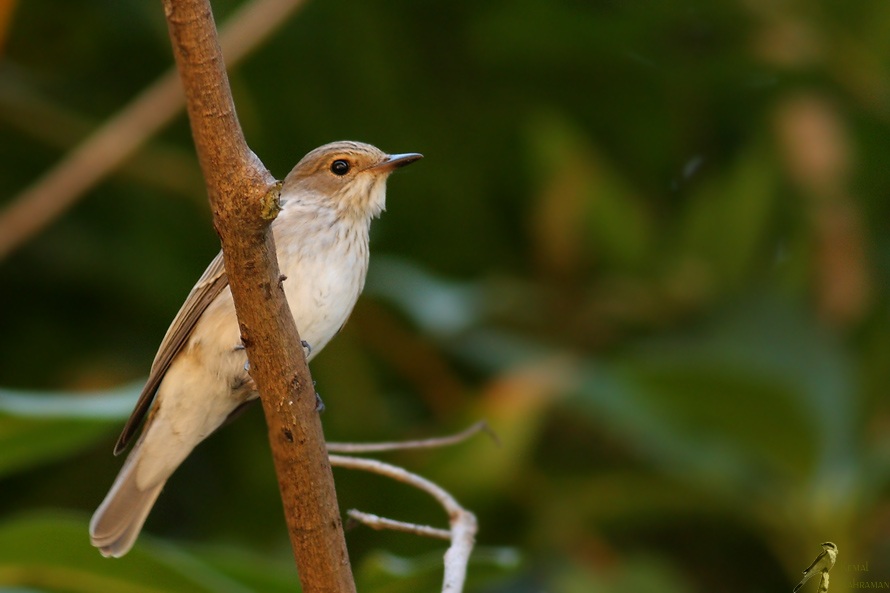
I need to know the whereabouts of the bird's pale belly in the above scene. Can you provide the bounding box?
[276,229,367,360]
[282,262,363,359]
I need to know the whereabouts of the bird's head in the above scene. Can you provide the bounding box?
[821,542,837,551]
[282,141,422,219]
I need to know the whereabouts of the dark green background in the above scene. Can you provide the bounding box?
[1,0,888,591]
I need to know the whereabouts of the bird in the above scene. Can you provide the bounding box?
[89,141,422,558]
[794,542,838,592]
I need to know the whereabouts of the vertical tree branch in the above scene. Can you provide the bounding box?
[161,1,355,591]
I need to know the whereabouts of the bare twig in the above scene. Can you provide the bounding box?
[327,420,496,454]
[330,422,489,591]
[161,0,354,591]
[330,454,478,593]
[0,0,309,261]
[346,510,451,540]
[443,509,478,592]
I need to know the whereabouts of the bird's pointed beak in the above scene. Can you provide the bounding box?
[371,152,423,173]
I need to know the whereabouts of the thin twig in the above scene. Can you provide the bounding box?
[329,455,463,515]
[443,508,477,593]
[346,510,451,541]
[330,454,477,593]
[327,420,496,454]
[0,0,309,261]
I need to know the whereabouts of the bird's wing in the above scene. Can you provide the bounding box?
[113,252,230,454]
[802,551,827,574]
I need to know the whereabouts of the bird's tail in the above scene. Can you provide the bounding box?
[89,444,167,558]
[793,571,814,593]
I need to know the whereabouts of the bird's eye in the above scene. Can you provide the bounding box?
[330,159,350,176]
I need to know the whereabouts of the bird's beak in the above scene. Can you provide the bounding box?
[371,152,423,172]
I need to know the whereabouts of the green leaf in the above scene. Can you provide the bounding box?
[354,548,519,593]
[676,147,778,290]
[0,384,139,478]
[0,415,111,478]
[572,294,860,501]
[0,513,298,593]
[525,112,652,271]
[0,384,139,420]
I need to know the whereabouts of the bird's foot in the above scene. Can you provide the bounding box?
[301,340,312,357]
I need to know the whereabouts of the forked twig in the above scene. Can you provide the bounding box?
[330,455,478,593]
[328,422,490,593]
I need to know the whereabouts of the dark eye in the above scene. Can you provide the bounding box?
[330,159,350,176]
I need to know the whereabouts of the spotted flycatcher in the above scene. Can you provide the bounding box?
[90,141,422,557]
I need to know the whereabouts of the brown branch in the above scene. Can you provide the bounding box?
[161,1,354,592]
[0,0,18,56]
[0,0,309,262]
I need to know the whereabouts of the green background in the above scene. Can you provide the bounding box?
[1,0,889,591]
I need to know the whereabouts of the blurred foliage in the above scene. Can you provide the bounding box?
[1,0,890,591]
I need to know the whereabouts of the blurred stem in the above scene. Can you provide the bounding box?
[162,0,354,592]
[0,0,308,262]
[0,0,16,56]
[0,82,204,199]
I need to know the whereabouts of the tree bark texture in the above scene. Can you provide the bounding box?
[161,1,356,591]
